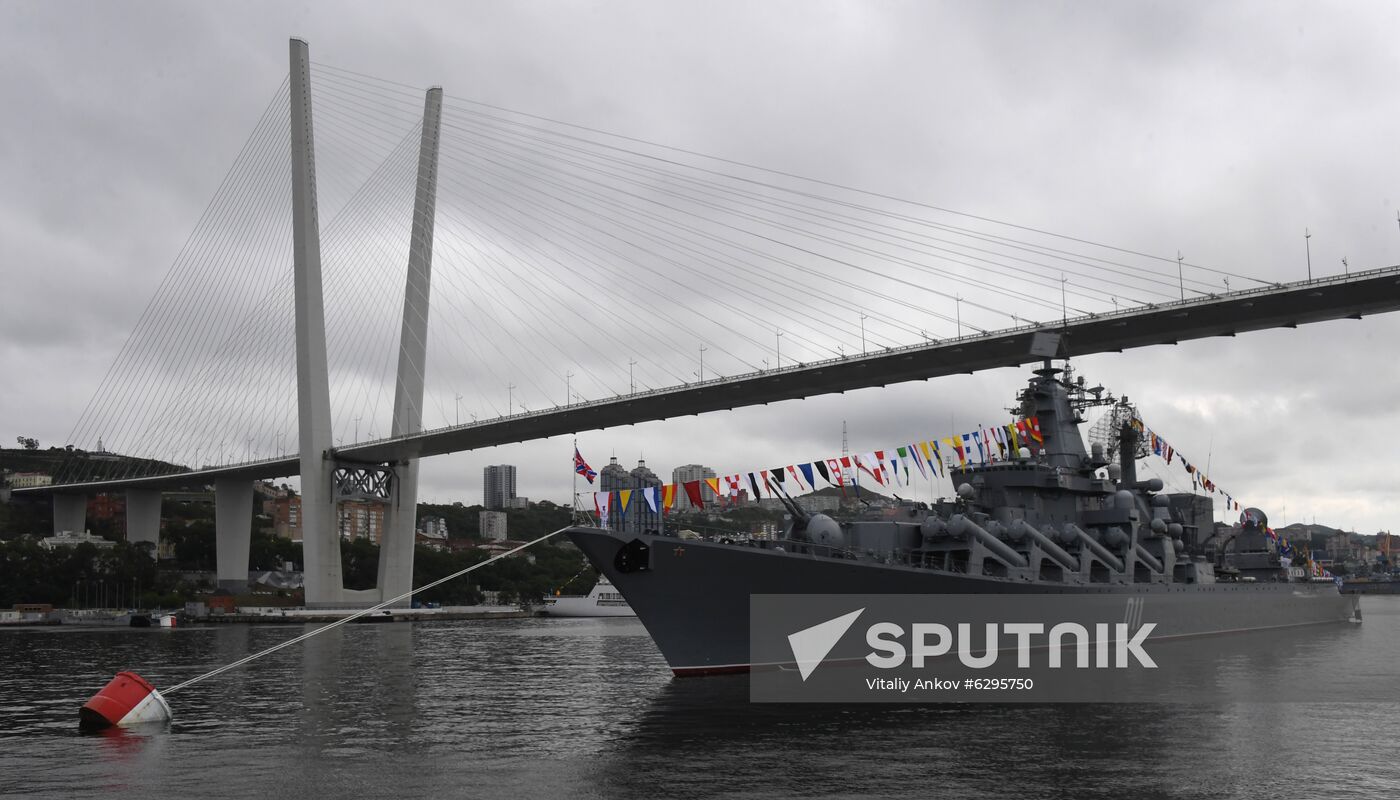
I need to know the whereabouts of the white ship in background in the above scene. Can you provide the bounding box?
[542,575,635,617]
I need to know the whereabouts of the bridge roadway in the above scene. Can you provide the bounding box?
[21,265,1400,495]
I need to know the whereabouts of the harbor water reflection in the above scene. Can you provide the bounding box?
[3,599,1400,799]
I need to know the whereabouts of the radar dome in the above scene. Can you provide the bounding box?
[805,514,846,548]
[1239,508,1268,530]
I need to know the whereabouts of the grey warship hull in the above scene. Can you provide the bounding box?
[570,365,1359,676]
[566,527,1357,676]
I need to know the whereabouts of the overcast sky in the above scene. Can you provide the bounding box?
[3,1,1399,533]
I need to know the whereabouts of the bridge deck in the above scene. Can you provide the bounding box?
[22,266,1400,494]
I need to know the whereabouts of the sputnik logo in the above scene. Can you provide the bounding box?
[787,608,865,680]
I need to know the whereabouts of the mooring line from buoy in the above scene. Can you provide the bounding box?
[161,526,572,694]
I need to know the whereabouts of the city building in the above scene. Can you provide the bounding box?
[9,472,52,489]
[254,481,289,516]
[596,458,662,535]
[87,493,127,540]
[504,496,530,510]
[338,499,386,544]
[795,493,841,513]
[480,510,508,541]
[671,464,718,509]
[598,457,629,493]
[1325,530,1364,564]
[415,528,449,552]
[483,464,518,510]
[419,516,449,539]
[273,495,303,540]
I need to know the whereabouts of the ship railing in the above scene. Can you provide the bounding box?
[765,539,859,560]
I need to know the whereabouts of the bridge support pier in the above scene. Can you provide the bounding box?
[378,461,418,606]
[214,478,252,594]
[125,489,161,556]
[52,493,86,535]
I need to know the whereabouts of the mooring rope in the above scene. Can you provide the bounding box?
[164,526,571,694]
[551,565,592,596]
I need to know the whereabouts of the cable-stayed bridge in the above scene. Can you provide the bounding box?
[15,40,1400,607]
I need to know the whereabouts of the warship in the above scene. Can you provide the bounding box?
[566,364,1360,676]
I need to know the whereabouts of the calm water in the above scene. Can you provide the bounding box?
[4,600,1400,799]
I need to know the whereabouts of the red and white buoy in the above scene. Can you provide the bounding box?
[79,671,172,730]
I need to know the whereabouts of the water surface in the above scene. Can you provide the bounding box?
[4,599,1400,799]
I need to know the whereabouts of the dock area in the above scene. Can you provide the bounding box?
[193,605,534,624]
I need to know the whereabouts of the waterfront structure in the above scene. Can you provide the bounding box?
[483,465,517,510]
[40,530,115,551]
[480,510,508,541]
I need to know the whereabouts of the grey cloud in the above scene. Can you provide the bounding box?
[4,1,1399,532]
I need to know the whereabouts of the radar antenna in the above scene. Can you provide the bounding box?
[1089,397,1148,461]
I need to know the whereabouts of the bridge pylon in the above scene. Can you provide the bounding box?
[288,38,342,607]
[377,86,442,606]
[280,40,442,607]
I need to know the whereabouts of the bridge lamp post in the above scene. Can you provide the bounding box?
[775,329,783,369]
[859,314,867,354]
[1177,251,1185,300]
[699,346,707,381]
[1305,228,1312,280]
[563,375,571,407]
[508,383,515,416]
[354,416,361,442]
[629,359,637,394]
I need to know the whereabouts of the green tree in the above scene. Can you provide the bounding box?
[167,520,216,570]
[340,537,380,590]
[249,531,301,571]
